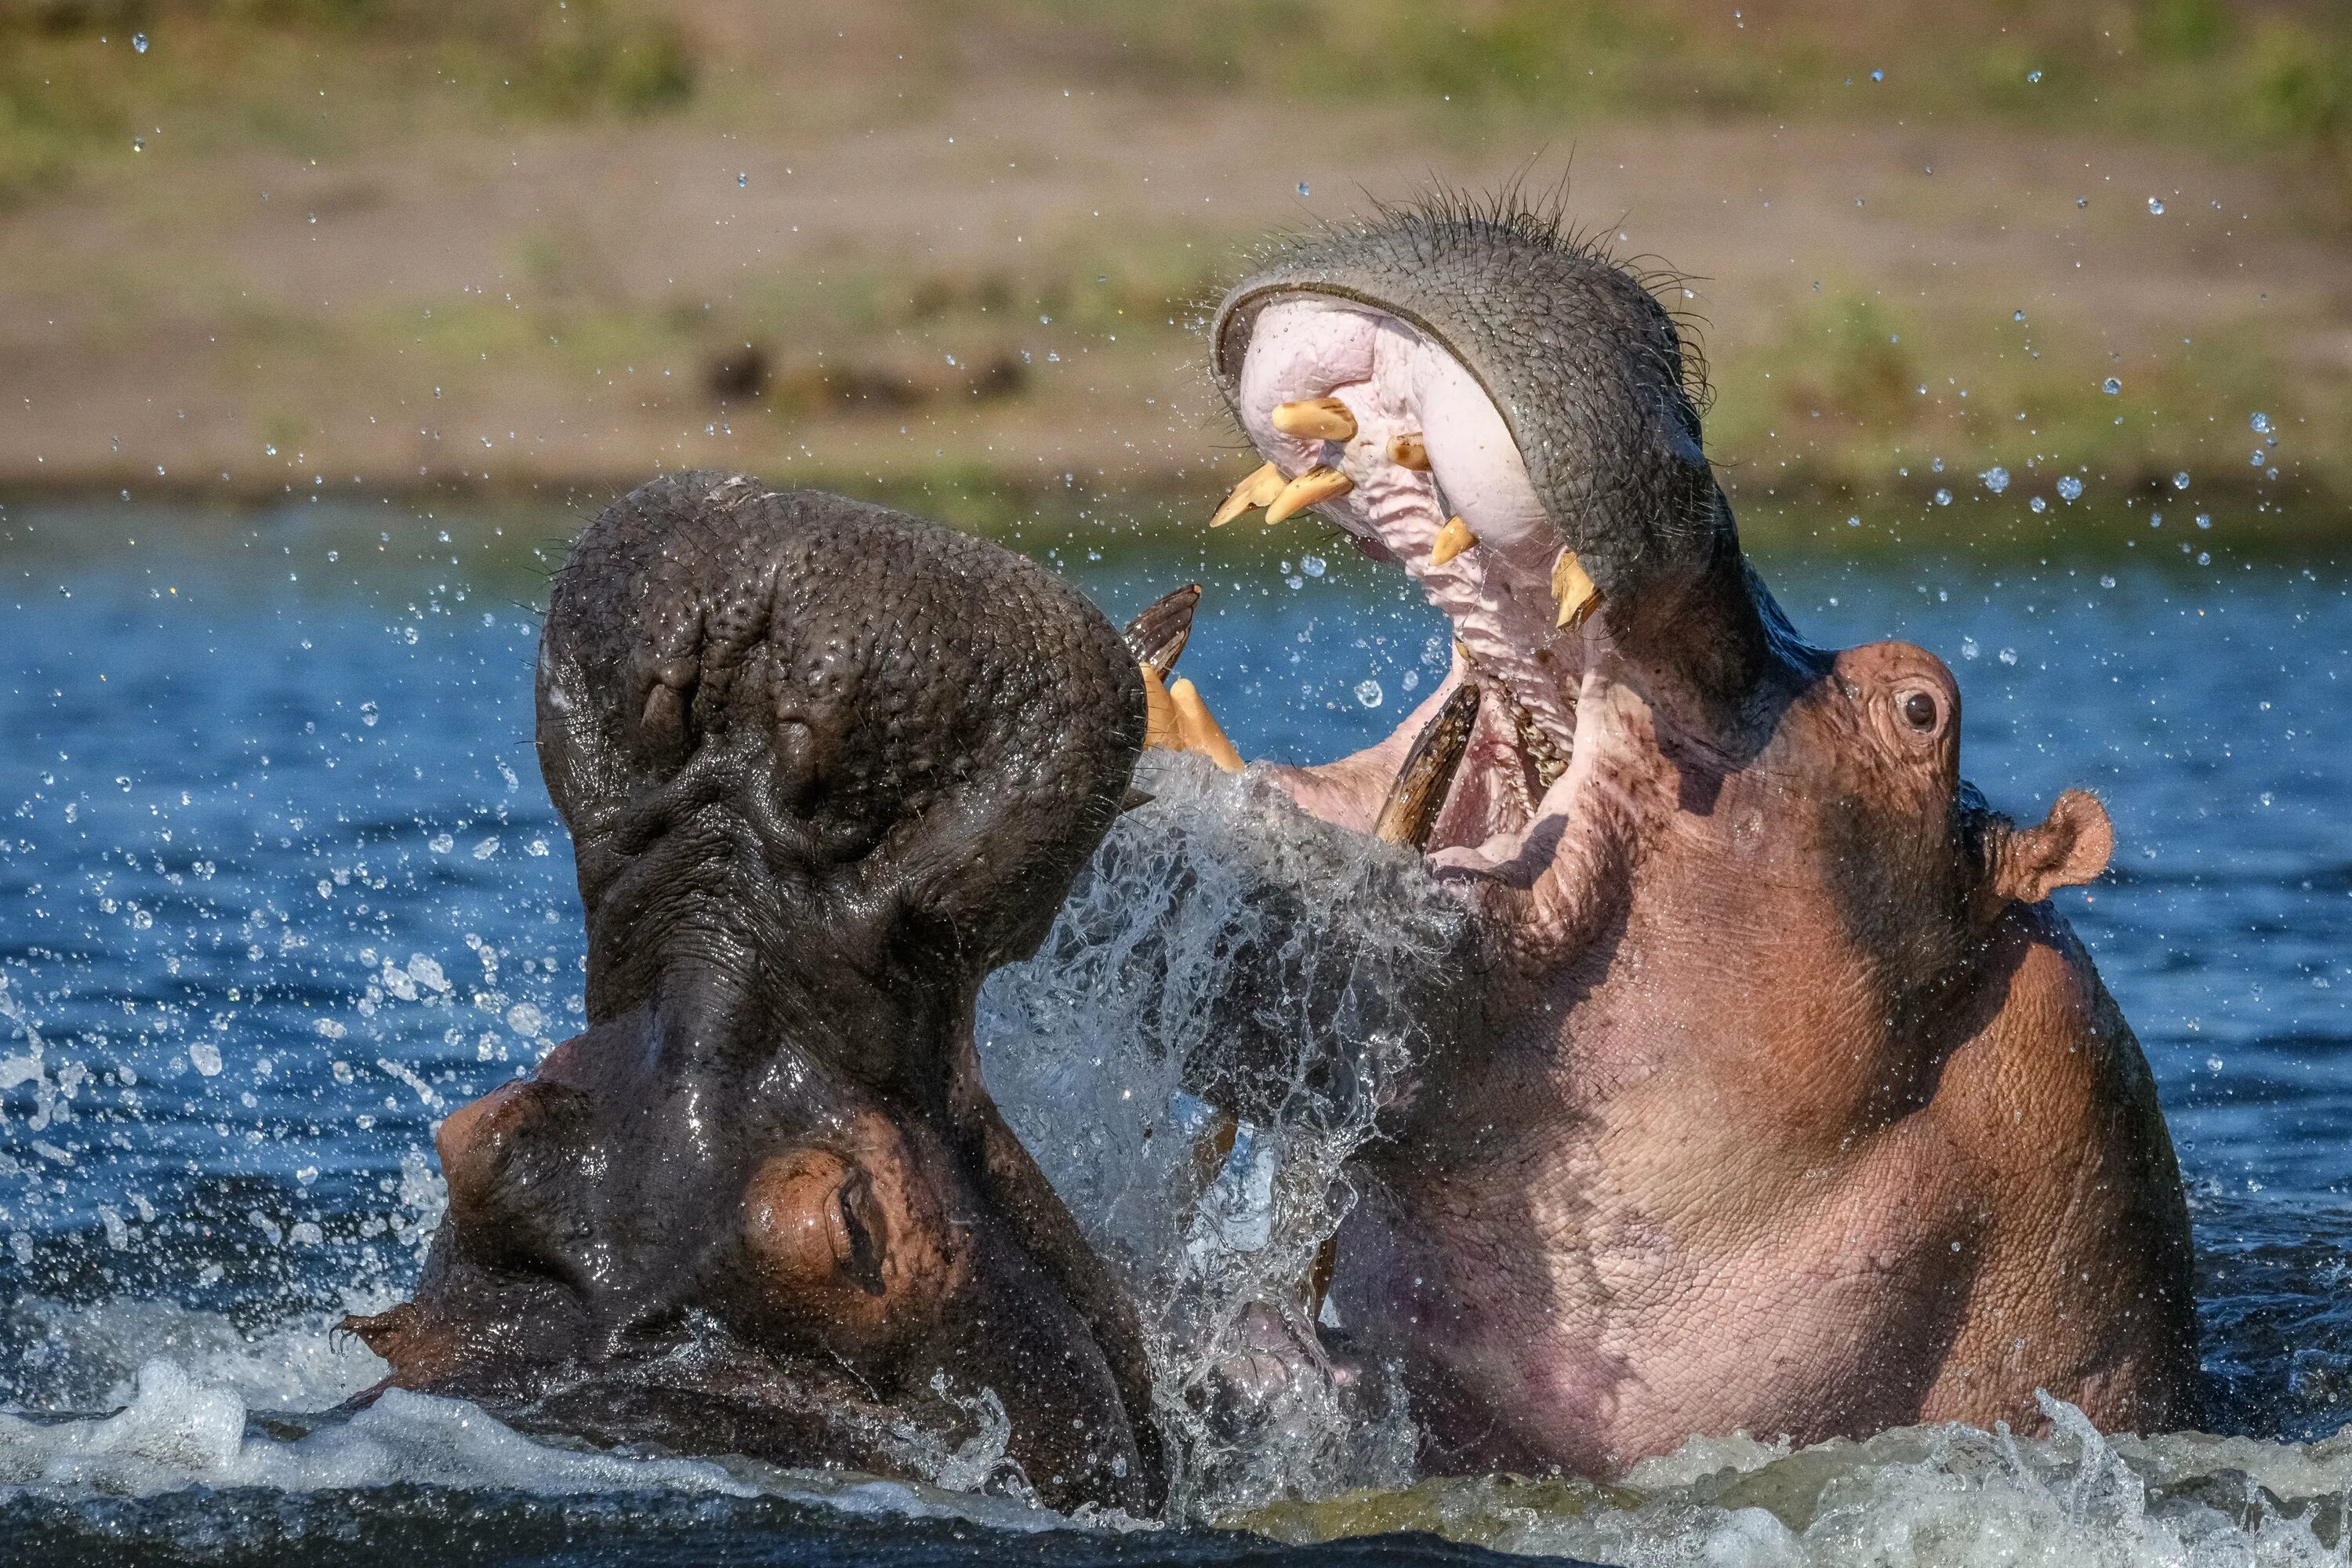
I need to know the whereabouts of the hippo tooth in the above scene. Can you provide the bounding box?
[1263,466,1353,525]
[1428,515,1479,568]
[1386,432,1432,471]
[1374,681,1483,851]
[1552,549,1600,630]
[1209,460,1288,528]
[1269,396,1357,442]
[1167,677,1243,771]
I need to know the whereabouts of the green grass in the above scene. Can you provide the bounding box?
[0,0,693,205]
[976,0,2352,214]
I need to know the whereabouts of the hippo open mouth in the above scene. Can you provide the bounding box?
[1196,202,1755,891]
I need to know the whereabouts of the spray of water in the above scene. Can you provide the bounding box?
[978,753,1466,1519]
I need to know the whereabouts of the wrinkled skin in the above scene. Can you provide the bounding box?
[348,474,1163,1513]
[1189,199,2201,1476]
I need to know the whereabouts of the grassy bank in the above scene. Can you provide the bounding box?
[1,1,2346,526]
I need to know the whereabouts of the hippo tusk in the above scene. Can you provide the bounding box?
[1373,682,1483,851]
[1167,677,1244,772]
[1209,461,1288,528]
[1386,432,1432,471]
[1428,515,1479,568]
[1123,583,1200,677]
[1270,396,1357,442]
[1552,548,1600,630]
[1264,466,1354,525]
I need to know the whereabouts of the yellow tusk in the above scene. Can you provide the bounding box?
[1263,466,1354,524]
[1386,432,1432,471]
[1270,397,1357,442]
[1552,549,1601,630]
[1428,515,1479,568]
[1209,460,1288,528]
[1167,677,1244,772]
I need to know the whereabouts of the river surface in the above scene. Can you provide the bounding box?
[0,494,2347,1565]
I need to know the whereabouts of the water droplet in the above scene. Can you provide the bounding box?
[2076,197,2089,209]
[2100,575,2117,589]
[132,32,147,53]
[2102,376,2122,394]
[737,172,747,188]
[2029,495,2048,514]
[1960,637,1980,660]
[2147,197,2165,215]
[359,700,379,727]
[132,136,144,152]
[1933,488,1952,506]
[1980,466,2010,494]
[1846,515,1861,528]
[2172,470,2190,490]
[1998,647,2018,666]
[1871,68,1884,82]
[1296,182,1311,198]
[1300,553,1327,578]
[2026,68,2042,82]
[2197,551,2210,565]
[1931,457,1944,473]
[2195,513,2212,529]
[2251,411,2271,434]
[2252,449,2268,466]
[191,1042,223,1077]
[1354,679,1385,710]
[2056,475,2084,500]
[2013,310,2026,322]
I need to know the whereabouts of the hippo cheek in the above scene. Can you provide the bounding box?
[434,1077,604,1288]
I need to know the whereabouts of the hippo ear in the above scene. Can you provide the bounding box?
[1989,789,2114,908]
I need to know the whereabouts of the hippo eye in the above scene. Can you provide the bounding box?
[1902,691,1939,731]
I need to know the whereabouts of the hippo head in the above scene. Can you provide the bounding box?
[1194,198,2194,1472]
[1206,198,2113,985]
[347,474,1161,1512]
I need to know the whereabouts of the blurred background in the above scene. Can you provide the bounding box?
[0,0,2346,539]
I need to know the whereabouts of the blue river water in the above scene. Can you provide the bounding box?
[0,492,2347,1565]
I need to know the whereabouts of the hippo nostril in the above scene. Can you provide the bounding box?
[1903,691,1939,731]
[833,1172,887,1298]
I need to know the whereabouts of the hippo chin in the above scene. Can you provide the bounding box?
[1176,198,2201,1475]
[347,474,1162,1514]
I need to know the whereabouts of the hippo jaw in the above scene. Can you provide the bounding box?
[1207,202,1781,890]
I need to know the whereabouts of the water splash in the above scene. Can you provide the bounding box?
[979,753,1462,1519]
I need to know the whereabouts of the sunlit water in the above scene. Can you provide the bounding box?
[1,499,2347,1565]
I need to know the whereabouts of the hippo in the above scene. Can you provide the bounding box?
[346,474,1164,1513]
[1156,196,2203,1476]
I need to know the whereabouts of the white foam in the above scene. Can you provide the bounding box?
[0,1347,1089,1539]
[0,1356,752,1498]
[1266,1393,2352,1566]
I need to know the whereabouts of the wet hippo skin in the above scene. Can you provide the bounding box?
[1169,195,2202,1475]
[348,474,1162,1513]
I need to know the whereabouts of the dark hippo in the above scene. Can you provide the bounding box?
[347,474,1162,1513]
[1160,196,2202,1475]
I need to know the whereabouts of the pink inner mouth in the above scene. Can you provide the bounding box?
[1226,294,1595,859]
